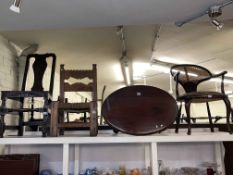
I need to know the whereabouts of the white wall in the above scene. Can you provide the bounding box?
[0,35,18,91]
[0,34,18,154]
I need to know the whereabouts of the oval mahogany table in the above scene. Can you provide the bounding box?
[102,85,178,135]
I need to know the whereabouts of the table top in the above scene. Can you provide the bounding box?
[101,85,178,135]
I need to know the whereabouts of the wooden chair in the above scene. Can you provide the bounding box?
[170,64,232,135]
[0,53,56,137]
[50,64,98,136]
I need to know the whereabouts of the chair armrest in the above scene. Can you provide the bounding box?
[210,71,227,94]
[211,71,227,78]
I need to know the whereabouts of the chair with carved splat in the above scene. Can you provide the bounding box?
[50,64,98,136]
[0,53,56,137]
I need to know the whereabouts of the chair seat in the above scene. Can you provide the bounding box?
[1,91,49,99]
[178,91,228,103]
[1,108,47,113]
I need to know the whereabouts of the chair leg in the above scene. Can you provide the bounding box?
[90,102,98,136]
[59,111,65,136]
[206,102,214,132]
[18,112,24,136]
[0,116,5,138]
[175,104,182,133]
[113,129,119,134]
[42,113,49,137]
[83,112,87,123]
[231,108,233,123]
[50,101,59,137]
[185,101,191,135]
[223,98,232,134]
[0,98,6,137]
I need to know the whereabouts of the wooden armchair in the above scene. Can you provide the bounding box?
[170,64,232,135]
[50,64,98,136]
[0,53,56,137]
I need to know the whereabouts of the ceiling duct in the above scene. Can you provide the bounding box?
[20,44,38,56]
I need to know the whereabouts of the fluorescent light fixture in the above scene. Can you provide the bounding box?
[150,58,174,73]
[10,0,21,13]
[151,58,174,67]
[120,55,133,86]
[133,62,151,77]
[151,64,170,73]
[211,19,224,31]
[157,56,186,64]
[226,72,233,77]
[225,90,232,94]
[150,59,197,76]
[151,58,233,85]
[112,64,124,81]
[172,69,198,77]
[124,65,131,85]
[210,78,233,84]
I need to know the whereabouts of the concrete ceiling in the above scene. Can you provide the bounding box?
[1,22,233,98]
[0,0,233,99]
[0,0,233,31]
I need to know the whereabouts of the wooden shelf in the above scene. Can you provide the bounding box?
[0,131,232,145]
[0,130,230,175]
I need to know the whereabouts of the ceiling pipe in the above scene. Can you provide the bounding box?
[116,26,133,86]
[151,25,161,56]
[175,0,233,27]
[116,26,127,54]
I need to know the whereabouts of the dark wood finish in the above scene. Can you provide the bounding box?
[0,154,40,175]
[223,142,233,175]
[218,125,233,175]
[50,64,98,136]
[99,85,106,125]
[101,85,178,135]
[170,64,232,135]
[0,53,56,137]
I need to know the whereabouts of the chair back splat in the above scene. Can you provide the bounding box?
[22,53,56,95]
[60,64,97,102]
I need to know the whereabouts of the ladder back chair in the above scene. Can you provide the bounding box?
[50,64,98,136]
[170,64,232,135]
[0,53,56,137]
